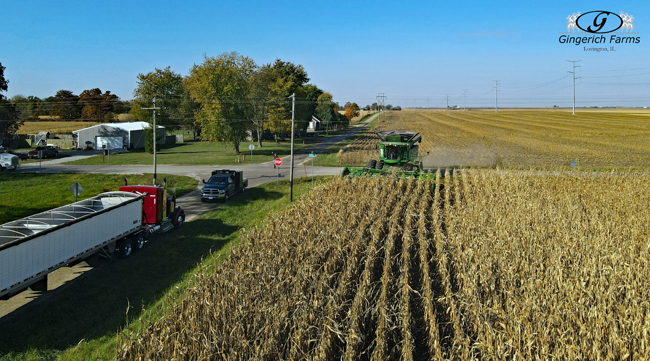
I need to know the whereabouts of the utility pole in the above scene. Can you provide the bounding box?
[142,97,161,185]
[567,60,581,115]
[289,93,295,202]
[446,94,449,110]
[493,81,500,112]
[462,89,467,111]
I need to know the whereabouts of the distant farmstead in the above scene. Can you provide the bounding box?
[72,122,165,150]
[308,115,322,131]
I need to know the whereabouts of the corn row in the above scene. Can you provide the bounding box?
[370,176,416,361]
[416,176,444,360]
[312,176,386,360]
[343,176,404,360]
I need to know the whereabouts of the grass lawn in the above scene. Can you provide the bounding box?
[0,173,198,224]
[63,133,347,166]
[0,176,334,361]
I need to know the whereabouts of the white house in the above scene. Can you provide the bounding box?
[307,115,322,131]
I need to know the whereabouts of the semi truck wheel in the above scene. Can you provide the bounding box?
[132,233,145,251]
[118,239,133,258]
[174,212,185,228]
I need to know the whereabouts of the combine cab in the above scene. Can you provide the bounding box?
[342,130,429,177]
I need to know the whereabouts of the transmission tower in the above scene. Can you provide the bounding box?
[493,81,500,112]
[567,60,581,115]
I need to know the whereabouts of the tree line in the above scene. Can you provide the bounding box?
[130,52,360,153]
[1,54,367,153]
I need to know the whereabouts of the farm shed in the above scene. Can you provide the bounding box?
[72,122,165,150]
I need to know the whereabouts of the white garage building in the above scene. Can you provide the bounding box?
[72,122,165,150]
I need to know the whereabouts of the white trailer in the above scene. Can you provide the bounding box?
[0,191,145,299]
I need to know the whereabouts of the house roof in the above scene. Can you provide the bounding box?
[72,121,164,134]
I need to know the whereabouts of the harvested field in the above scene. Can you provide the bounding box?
[336,109,650,169]
[119,170,650,360]
[17,121,101,134]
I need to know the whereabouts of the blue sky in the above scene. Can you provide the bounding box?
[1,0,648,107]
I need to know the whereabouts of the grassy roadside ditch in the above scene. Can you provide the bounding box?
[0,176,334,361]
[0,173,197,224]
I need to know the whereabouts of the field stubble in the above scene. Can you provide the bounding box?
[335,109,650,169]
[119,170,650,360]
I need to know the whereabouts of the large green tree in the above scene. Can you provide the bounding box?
[186,52,256,154]
[249,60,313,145]
[0,63,22,138]
[0,62,8,99]
[316,92,337,133]
[131,66,189,130]
[249,63,276,147]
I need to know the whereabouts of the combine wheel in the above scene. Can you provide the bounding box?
[403,164,413,171]
[367,159,377,169]
[375,161,384,170]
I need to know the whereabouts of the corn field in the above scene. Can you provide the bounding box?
[120,170,650,360]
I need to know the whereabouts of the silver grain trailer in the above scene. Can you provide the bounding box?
[0,192,145,299]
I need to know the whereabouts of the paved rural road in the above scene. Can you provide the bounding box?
[0,115,376,318]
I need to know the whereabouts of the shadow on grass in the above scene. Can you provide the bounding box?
[0,186,283,355]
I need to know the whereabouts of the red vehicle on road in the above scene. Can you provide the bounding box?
[28,145,59,159]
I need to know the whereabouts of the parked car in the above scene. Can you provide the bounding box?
[28,145,58,159]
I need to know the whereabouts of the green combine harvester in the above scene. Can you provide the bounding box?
[342,130,431,177]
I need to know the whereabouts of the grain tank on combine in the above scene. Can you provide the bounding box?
[342,130,427,177]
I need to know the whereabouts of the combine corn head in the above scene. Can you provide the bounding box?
[342,130,433,178]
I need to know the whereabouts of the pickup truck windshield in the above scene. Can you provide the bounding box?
[207,176,229,185]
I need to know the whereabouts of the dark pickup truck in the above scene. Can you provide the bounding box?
[28,145,59,159]
[201,170,248,202]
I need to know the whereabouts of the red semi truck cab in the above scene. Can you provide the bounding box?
[119,185,185,229]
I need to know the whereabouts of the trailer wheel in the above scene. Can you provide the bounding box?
[175,212,185,229]
[118,239,133,258]
[132,233,145,252]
